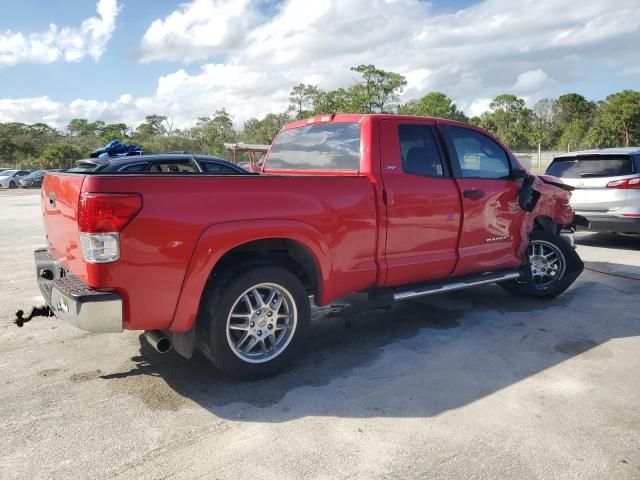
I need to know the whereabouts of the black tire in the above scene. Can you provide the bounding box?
[9,181,16,189]
[500,229,584,298]
[197,263,311,380]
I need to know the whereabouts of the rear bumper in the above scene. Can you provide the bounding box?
[34,248,123,333]
[576,213,640,233]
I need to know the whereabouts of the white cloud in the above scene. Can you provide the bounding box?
[512,70,553,94]
[0,0,120,66]
[138,0,256,62]
[467,98,493,118]
[1,0,639,128]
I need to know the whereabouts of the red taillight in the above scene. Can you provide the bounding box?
[606,177,640,189]
[78,193,142,233]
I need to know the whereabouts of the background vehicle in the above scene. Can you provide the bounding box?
[69,153,247,174]
[546,148,640,233]
[0,170,31,188]
[35,114,583,380]
[19,169,66,188]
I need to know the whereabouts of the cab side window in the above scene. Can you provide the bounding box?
[200,161,237,173]
[149,161,197,173]
[120,163,148,172]
[398,125,444,177]
[447,127,511,179]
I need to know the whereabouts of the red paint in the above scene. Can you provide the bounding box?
[40,114,576,333]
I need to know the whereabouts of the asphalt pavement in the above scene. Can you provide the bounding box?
[0,188,638,479]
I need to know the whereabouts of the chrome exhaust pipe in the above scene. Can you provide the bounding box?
[144,330,172,353]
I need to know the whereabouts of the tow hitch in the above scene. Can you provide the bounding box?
[14,305,54,327]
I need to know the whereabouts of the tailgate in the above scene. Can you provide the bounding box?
[41,173,88,281]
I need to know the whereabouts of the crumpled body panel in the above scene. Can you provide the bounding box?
[517,175,575,256]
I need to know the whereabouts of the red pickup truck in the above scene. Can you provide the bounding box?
[35,114,584,379]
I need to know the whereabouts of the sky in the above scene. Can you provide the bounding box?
[0,0,638,130]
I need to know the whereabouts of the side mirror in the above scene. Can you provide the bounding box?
[518,174,541,212]
[511,168,528,179]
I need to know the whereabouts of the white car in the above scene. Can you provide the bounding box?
[0,170,31,188]
[546,148,640,233]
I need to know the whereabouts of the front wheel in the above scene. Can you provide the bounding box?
[9,181,16,189]
[500,229,584,298]
[198,264,311,380]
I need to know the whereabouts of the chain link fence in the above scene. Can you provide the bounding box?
[513,151,566,174]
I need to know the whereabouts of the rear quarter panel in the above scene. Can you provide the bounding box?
[81,174,378,331]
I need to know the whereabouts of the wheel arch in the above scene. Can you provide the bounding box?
[533,215,561,234]
[170,219,332,333]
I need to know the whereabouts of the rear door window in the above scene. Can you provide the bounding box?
[266,123,361,171]
[398,125,445,177]
[546,155,635,178]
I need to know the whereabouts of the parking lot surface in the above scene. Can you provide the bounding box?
[1,189,639,479]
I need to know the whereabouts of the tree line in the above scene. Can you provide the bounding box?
[1,64,639,169]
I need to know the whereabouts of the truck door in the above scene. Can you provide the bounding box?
[439,124,523,276]
[379,119,462,286]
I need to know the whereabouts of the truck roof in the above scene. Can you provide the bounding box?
[281,113,468,131]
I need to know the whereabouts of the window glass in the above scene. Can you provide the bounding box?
[546,155,634,178]
[149,161,197,173]
[267,123,361,171]
[200,161,237,173]
[448,127,511,179]
[120,163,148,172]
[398,125,444,177]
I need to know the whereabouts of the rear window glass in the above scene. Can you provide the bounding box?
[266,123,361,171]
[547,155,634,178]
[200,161,237,174]
[149,161,197,173]
[120,163,148,172]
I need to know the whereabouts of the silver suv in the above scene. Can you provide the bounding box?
[546,148,640,233]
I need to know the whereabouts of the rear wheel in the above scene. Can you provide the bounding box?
[198,264,311,380]
[500,229,583,298]
[9,181,16,189]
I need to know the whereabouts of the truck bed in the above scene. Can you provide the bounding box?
[41,172,379,331]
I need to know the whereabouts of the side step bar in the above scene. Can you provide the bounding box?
[371,270,521,303]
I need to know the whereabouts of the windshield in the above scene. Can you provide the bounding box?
[0,170,17,176]
[266,123,361,171]
[546,155,634,178]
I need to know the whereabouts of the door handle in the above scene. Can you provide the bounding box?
[463,189,484,199]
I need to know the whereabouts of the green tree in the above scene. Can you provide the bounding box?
[100,123,129,142]
[350,64,407,113]
[558,119,591,151]
[41,143,83,168]
[552,93,595,128]
[314,88,360,114]
[144,114,173,136]
[529,98,557,149]
[67,119,104,137]
[586,90,640,147]
[399,92,467,121]
[551,93,596,150]
[478,94,533,149]
[242,113,291,145]
[190,109,237,156]
[288,84,322,119]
